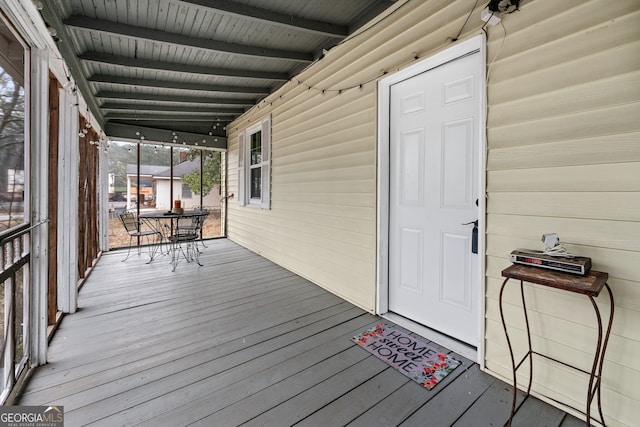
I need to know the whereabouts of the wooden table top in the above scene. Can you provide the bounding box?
[501,264,608,297]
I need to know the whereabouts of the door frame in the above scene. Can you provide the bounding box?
[376,34,487,364]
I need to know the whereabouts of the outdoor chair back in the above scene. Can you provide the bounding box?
[118,212,162,262]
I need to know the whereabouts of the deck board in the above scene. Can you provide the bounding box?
[17,238,570,426]
[511,396,567,427]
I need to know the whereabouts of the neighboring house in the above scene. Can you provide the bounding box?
[125,160,221,210]
[124,164,166,209]
[227,1,639,426]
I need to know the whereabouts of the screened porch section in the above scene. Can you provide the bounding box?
[108,141,225,250]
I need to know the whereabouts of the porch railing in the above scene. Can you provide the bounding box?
[0,223,31,402]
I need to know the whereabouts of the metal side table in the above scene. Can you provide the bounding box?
[499,264,614,426]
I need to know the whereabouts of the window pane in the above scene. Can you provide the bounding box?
[0,19,26,233]
[14,267,24,365]
[181,182,192,199]
[187,150,223,239]
[250,167,261,199]
[250,131,262,165]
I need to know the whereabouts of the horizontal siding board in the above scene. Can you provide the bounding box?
[486,0,639,57]
[274,179,375,195]
[274,90,374,140]
[489,6,640,85]
[487,192,640,222]
[489,71,640,127]
[273,192,375,207]
[233,204,374,227]
[487,162,640,192]
[488,103,640,149]
[274,130,375,167]
[227,225,375,279]
[274,151,375,175]
[490,41,640,105]
[274,166,374,184]
[232,204,374,236]
[485,213,640,252]
[487,132,640,169]
[228,212,375,256]
[275,104,375,152]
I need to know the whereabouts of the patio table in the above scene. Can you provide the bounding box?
[499,264,614,427]
[139,210,209,270]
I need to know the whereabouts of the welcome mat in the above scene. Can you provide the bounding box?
[351,323,461,389]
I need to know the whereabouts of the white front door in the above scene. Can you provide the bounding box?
[388,51,482,346]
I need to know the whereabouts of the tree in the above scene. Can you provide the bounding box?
[0,69,26,231]
[181,150,221,196]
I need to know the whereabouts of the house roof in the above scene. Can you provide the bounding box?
[125,164,169,177]
[154,159,201,178]
[125,159,200,178]
[37,0,396,149]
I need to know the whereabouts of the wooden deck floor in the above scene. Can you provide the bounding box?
[18,239,582,426]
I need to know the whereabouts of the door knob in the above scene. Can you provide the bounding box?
[461,220,478,254]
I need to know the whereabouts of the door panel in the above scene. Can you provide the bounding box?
[399,227,423,293]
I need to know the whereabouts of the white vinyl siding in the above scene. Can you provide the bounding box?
[483,1,640,426]
[226,1,640,425]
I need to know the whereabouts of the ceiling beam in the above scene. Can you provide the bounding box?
[89,74,271,95]
[105,112,239,121]
[179,0,348,37]
[105,122,227,150]
[79,52,289,81]
[96,91,255,106]
[101,103,246,115]
[111,120,230,130]
[65,15,314,62]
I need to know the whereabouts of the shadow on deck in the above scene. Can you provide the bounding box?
[17,239,582,426]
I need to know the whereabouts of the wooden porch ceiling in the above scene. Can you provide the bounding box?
[18,239,580,426]
[37,0,397,149]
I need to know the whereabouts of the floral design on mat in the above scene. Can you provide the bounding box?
[416,351,459,389]
[351,323,461,390]
[353,322,386,346]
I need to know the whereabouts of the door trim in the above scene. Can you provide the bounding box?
[376,34,487,364]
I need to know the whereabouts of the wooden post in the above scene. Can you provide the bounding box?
[47,73,59,325]
[87,128,97,263]
[77,115,87,278]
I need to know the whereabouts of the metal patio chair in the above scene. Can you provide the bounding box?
[165,212,207,271]
[191,205,210,250]
[118,212,162,263]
